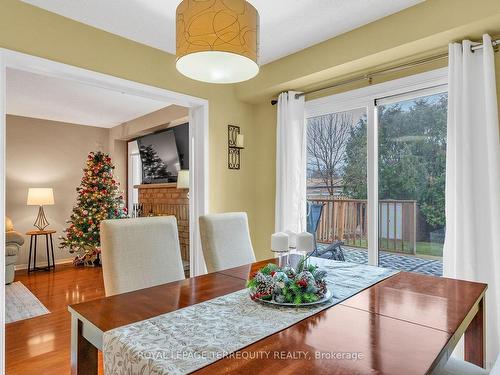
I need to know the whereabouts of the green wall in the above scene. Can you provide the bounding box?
[2,0,500,260]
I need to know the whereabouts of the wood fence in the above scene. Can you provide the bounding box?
[308,197,417,254]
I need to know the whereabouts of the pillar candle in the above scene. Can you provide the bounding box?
[296,232,314,253]
[236,134,244,148]
[285,230,297,248]
[271,232,289,253]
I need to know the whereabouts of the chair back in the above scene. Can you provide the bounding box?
[307,202,324,235]
[100,216,185,296]
[199,212,256,273]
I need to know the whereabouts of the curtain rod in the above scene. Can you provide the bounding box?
[270,38,500,105]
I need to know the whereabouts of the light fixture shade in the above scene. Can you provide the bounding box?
[176,0,259,84]
[27,188,54,206]
[177,170,190,189]
[235,134,244,148]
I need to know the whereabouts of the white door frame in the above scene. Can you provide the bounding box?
[0,48,6,375]
[0,47,210,372]
[305,67,448,267]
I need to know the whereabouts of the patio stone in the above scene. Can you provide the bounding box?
[316,244,443,276]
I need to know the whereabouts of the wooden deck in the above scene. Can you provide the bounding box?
[309,197,418,254]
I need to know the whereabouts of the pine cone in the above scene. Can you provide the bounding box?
[254,272,276,297]
[282,266,296,279]
[316,279,328,297]
[297,271,315,286]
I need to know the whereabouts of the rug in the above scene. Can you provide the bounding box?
[5,282,50,323]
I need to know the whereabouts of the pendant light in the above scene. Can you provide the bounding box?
[176,0,259,84]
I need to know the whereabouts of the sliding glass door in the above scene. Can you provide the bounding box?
[305,68,448,276]
[306,108,369,263]
[377,92,447,275]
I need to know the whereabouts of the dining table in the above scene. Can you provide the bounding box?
[68,255,486,375]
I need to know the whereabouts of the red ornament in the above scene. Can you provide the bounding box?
[297,279,308,288]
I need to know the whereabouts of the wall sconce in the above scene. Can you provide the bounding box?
[228,125,244,169]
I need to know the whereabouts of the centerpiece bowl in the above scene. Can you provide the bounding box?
[246,258,332,307]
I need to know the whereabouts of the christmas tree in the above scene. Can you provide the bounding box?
[60,151,127,266]
[139,144,170,182]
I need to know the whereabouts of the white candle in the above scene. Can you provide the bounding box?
[285,230,297,248]
[271,232,289,253]
[296,232,314,253]
[236,134,244,148]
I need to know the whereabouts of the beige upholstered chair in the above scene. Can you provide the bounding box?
[100,216,185,296]
[199,212,256,273]
[5,217,23,284]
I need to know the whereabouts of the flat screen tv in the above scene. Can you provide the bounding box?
[137,123,189,184]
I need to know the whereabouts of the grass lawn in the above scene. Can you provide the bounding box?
[342,238,443,257]
[415,242,443,257]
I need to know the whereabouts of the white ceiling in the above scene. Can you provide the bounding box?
[6,68,171,127]
[21,0,423,65]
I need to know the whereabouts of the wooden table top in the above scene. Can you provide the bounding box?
[341,271,486,334]
[71,272,247,332]
[25,229,56,235]
[70,258,276,332]
[69,257,487,375]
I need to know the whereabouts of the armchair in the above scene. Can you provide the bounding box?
[5,217,24,284]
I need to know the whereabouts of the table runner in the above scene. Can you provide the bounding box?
[103,259,397,375]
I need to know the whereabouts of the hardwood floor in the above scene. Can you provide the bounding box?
[6,264,105,375]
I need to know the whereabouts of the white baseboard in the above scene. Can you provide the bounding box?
[14,257,74,271]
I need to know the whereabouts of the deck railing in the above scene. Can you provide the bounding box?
[308,197,417,254]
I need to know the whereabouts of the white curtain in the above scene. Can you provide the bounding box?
[275,91,307,233]
[444,34,500,369]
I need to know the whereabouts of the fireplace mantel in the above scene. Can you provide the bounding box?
[134,183,178,189]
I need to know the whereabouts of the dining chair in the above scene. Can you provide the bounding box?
[199,212,256,272]
[100,216,185,296]
[306,202,324,253]
[307,202,346,261]
[436,356,499,375]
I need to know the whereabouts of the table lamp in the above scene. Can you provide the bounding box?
[177,170,189,198]
[27,188,54,230]
[177,170,189,189]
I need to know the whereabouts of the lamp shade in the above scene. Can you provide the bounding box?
[176,0,259,83]
[235,134,245,148]
[177,170,190,189]
[27,188,54,206]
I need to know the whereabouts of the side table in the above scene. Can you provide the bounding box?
[26,229,56,273]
